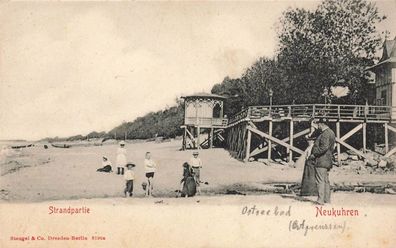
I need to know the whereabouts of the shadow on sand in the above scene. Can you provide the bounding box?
[280,194,317,204]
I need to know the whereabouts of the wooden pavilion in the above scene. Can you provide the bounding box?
[181,93,228,150]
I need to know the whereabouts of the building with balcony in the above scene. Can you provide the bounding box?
[367,37,396,115]
[181,93,228,149]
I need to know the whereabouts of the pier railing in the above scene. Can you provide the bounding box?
[228,104,396,125]
[185,117,228,127]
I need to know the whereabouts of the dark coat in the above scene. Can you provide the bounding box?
[311,127,335,169]
[181,165,196,197]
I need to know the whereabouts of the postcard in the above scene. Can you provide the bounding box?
[1,1,395,247]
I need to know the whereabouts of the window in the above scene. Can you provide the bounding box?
[213,104,222,118]
[381,90,387,105]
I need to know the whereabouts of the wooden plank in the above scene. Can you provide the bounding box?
[248,121,258,129]
[182,126,186,150]
[385,123,389,153]
[362,123,367,153]
[197,126,201,150]
[336,138,368,159]
[289,120,294,162]
[247,126,304,154]
[268,120,273,160]
[387,124,396,133]
[340,124,363,142]
[249,128,310,157]
[244,130,252,162]
[384,146,396,157]
[185,128,195,141]
[336,122,341,166]
[210,128,214,148]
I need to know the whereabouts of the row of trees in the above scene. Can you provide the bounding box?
[42,102,184,142]
[212,0,386,116]
[108,102,184,140]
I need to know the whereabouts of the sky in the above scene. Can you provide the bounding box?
[0,1,395,141]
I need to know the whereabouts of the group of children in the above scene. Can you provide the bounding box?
[99,141,157,197]
[98,141,204,198]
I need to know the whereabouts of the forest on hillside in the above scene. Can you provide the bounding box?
[44,0,387,142]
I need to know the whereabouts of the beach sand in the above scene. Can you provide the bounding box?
[1,140,395,202]
[1,141,396,247]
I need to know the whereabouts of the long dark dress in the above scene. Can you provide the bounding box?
[300,158,318,196]
[181,165,197,197]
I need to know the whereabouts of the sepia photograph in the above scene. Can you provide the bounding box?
[0,0,396,247]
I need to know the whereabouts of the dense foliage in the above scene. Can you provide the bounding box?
[277,0,385,104]
[109,102,184,140]
[212,0,385,116]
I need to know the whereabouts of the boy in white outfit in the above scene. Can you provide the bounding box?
[189,151,202,194]
[144,152,157,197]
[124,163,135,197]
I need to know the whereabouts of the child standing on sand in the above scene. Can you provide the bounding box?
[124,163,135,197]
[189,151,202,195]
[144,152,157,197]
[116,141,127,175]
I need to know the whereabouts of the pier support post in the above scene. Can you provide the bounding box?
[245,129,251,162]
[197,126,200,150]
[182,126,186,150]
[336,121,341,166]
[210,127,214,148]
[288,120,294,163]
[385,123,389,153]
[363,122,367,153]
[268,120,273,161]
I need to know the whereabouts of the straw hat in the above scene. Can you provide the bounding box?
[119,141,126,146]
[126,163,135,168]
[193,151,199,155]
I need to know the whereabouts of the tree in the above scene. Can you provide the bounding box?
[277,0,386,104]
[211,57,287,115]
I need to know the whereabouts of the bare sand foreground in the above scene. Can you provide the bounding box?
[1,140,396,202]
[1,141,396,248]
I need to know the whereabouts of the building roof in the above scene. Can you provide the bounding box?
[181,92,227,99]
[366,36,396,71]
[366,57,396,71]
[382,39,396,61]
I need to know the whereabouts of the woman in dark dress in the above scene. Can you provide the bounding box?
[180,162,197,197]
[300,138,318,196]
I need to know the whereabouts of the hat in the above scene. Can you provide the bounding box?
[119,141,126,145]
[316,117,329,124]
[193,151,199,155]
[126,163,135,168]
[305,135,315,141]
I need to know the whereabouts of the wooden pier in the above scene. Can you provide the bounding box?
[224,104,396,164]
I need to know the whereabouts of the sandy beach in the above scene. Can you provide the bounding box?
[1,140,395,202]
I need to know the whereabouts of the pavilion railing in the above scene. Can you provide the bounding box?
[184,117,228,127]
